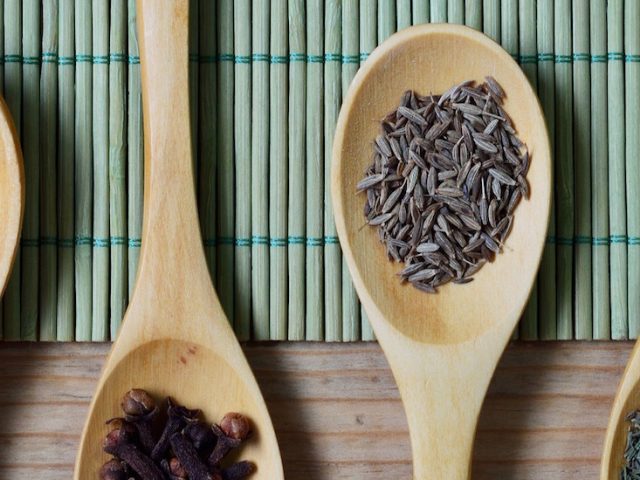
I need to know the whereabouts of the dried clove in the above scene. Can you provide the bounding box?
[151,398,200,461]
[222,461,257,480]
[99,459,128,480]
[103,419,165,480]
[101,390,256,480]
[208,424,242,466]
[121,389,159,454]
[170,432,213,480]
[184,420,217,458]
[220,412,252,441]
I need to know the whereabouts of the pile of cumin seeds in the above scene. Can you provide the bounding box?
[622,410,640,479]
[357,77,530,294]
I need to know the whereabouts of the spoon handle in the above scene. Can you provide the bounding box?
[382,327,509,479]
[135,0,210,301]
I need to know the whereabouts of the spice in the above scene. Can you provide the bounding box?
[121,388,159,454]
[358,77,530,293]
[101,390,256,480]
[621,409,640,478]
[151,398,200,461]
[103,419,165,480]
[99,459,128,480]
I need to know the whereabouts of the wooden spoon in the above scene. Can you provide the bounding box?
[0,95,23,297]
[332,25,550,479]
[601,342,640,479]
[74,1,283,478]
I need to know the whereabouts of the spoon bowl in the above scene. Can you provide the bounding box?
[333,24,550,478]
[74,2,283,478]
[77,340,281,478]
[0,96,23,297]
[601,342,640,479]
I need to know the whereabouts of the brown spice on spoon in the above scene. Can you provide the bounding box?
[100,389,256,480]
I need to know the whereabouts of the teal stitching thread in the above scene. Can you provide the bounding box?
[593,237,610,246]
[75,236,93,246]
[306,237,323,246]
[203,236,339,246]
[17,52,640,66]
[574,235,591,244]
[109,53,127,62]
[129,239,142,247]
[519,54,537,64]
[93,238,110,247]
[23,55,40,65]
[289,53,306,62]
[342,54,359,64]
[629,236,640,245]
[41,237,57,246]
[556,237,573,246]
[270,55,288,64]
[324,53,341,62]
[42,52,57,64]
[21,239,39,247]
[58,55,75,65]
[270,238,287,247]
[110,237,126,246]
[251,236,269,245]
[610,234,627,244]
[58,238,74,248]
[4,54,22,63]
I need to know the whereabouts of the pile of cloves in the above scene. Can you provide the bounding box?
[100,389,256,480]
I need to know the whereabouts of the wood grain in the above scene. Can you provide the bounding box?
[0,341,630,479]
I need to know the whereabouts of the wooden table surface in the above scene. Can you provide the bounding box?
[0,341,633,479]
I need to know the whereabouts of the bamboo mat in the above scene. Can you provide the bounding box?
[0,0,638,341]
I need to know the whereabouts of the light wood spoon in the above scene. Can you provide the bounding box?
[0,95,23,297]
[74,1,283,478]
[332,25,551,479]
[601,342,640,479]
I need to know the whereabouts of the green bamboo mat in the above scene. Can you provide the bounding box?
[1,0,639,341]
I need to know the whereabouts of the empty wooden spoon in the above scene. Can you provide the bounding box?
[74,1,283,478]
[0,95,23,297]
[332,25,550,479]
[601,342,640,479]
